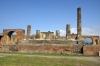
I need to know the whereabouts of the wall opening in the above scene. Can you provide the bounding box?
[13,32,17,35]
[0,36,3,40]
[7,31,17,39]
[75,36,78,40]
[0,36,3,45]
[7,31,15,39]
[84,38,93,45]
[7,31,17,44]
[12,32,17,44]
[95,39,98,45]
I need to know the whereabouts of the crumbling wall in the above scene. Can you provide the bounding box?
[17,40,76,54]
[19,40,78,45]
[2,29,25,44]
[73,44,83,53]
[0,45,12,52]
[18,45,73,54]
[83,45,100,55]
[99,39,100,46]
[0,44,18,52]
[70,34,77,40]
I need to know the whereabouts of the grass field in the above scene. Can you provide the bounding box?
[0,52,100,66]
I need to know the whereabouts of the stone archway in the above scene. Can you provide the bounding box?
[84,38,93,45]
[3,29,25,44]
[82,36,99,45]
[7,31,18,44]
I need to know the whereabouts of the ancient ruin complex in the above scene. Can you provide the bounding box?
[0,7,100,55]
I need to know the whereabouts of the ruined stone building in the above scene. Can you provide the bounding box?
[0,7,100,55]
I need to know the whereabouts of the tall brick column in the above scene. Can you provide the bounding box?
[66,24,71,40]
[27,25,31,39]
[77,7,82,40]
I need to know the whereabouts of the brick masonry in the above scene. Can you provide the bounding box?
[83,45,100,55]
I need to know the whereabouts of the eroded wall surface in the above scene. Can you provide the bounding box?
[17,40,83,54]
[83,45,100,55]
[18,45,73,54]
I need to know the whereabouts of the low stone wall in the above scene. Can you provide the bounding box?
[18,45,73,54]
[83,45,100,55]
[0,45,12,52]
[19,40,83,45]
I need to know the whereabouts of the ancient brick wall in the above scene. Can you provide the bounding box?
[19,40,78,45]
[99,39,100,46]
[0,45,12,52]
[70,34,77,40]
[73,44,83,53]
[1,29,25,44]
[83,45,100,55]
[17,40,76,54]
[0,39,84,54]
[18,45,73,54]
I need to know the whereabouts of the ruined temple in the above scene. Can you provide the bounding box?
[0,7,100,55]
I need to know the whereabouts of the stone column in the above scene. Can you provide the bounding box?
[93,39,95,45]
[23,30,25,39]
[66,24,71,40]
[77,7,82,40]
[36,30,40,39]
[27,25,31,39]
[56,30,60,39]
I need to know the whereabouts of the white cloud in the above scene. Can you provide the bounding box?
[59,27,100,36]
[59,30,66,36]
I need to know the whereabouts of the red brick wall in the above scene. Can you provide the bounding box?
[18,45,73,54]
[83,45,100,55]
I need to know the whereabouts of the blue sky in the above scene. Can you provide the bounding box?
[0,0,100,36]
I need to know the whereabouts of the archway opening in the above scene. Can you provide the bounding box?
[7,31,17,44]
[0,36,3,40]
[0,36,3,45]
[95,39,98,45]
[7,31,17,39]
[12,32,17,43]
[84,38,93,45]
[7,31,15,39]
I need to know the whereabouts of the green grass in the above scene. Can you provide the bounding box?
[0,55,100,66]
[0,52,98,57]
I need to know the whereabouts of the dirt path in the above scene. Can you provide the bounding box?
[25,55,100,63]
[0,53,100,63]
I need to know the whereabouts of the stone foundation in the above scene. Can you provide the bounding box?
[1,40,100,55]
